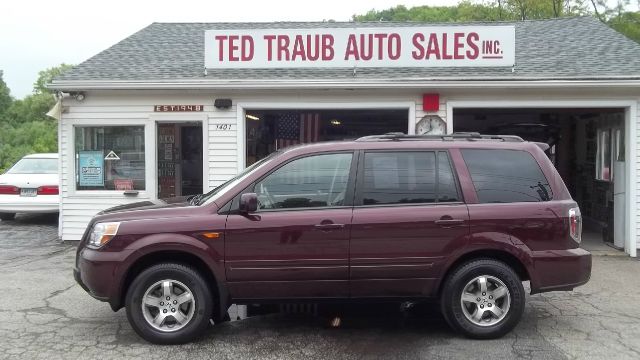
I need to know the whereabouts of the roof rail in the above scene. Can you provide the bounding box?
[356,132,525,143]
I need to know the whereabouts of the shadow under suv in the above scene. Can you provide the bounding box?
[74,133,591,344]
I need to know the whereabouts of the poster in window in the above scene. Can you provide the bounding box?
[79,151,104,186]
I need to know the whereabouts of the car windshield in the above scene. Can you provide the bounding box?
[196,151,281,206]
[6,158,57,174]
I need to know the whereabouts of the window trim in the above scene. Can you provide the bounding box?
[354,149,463,207]
[69,120,153,198]
[226,150,358,214]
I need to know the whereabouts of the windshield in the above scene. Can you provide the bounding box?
[197,151,281,206]
[7,158,57,174]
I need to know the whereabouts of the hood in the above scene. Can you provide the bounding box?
[92,195,219,224]
[97,196,192,215]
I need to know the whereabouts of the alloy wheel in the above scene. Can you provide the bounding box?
[141,279,196,332]
[460,275,511,327]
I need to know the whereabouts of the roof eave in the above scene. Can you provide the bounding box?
[48,77,640,91]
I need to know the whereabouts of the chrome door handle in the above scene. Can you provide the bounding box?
[314,223,345,231]
[434,219,465,226]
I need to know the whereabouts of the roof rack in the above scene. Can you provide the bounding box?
[356,132,525,143]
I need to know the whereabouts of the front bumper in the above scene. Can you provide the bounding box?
[75,245,135,309]
[529,247,592,294]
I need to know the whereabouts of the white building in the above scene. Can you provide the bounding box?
[50,17,640,256]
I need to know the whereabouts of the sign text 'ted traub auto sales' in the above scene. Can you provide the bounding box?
[204,27,515,68]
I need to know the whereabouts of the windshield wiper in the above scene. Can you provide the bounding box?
[189,194,203,206]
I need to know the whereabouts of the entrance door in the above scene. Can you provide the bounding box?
[224,152,355,300]
[349,150,469,297]
[157,123,203,198]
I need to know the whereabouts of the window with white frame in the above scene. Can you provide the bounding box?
[75,126,146,191]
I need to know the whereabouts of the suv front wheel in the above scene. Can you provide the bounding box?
[440,259,525,339]
[125,263,213,344]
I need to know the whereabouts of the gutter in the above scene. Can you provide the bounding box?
[48,78,640,91]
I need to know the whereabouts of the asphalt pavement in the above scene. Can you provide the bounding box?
[1,214,639,359]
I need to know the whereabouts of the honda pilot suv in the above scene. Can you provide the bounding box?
[74,133,591,344]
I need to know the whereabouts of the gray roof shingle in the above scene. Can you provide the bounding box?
[53,17,640,85]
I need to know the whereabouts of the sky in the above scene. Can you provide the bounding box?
[0,0,458,99]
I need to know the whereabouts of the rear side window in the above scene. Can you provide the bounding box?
[360,151,460,205]
[461,149,552,203]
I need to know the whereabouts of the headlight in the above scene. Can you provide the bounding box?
[87,222,120,248]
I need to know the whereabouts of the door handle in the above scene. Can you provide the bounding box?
[434,219,465,226]
[314,223,345,231]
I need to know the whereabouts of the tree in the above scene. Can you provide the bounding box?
[0,71,12,116]
[33,63,73,95]
[0,64,72,171]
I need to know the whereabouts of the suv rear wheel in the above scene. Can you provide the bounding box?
[440,259,525,339]
[125,263,213,344]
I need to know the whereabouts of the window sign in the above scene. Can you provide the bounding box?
[78,151,104,187]
[75,126,145,191]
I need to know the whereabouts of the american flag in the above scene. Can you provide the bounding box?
[275,112,321,149]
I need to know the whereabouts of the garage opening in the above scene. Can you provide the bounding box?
[454,108,626,251]
[245,109,408,165]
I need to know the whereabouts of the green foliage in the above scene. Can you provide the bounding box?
[33,63,73,95]
[352,0,640,43]
[0,64,72,172]
[0,71,12,116]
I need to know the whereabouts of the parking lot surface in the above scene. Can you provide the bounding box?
[1,214,640,359]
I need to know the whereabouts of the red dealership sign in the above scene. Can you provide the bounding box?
[204,27,515,68]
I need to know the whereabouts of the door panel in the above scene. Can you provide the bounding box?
[225,208,352,299]
[349,150,469,298]
[350,204,469,297]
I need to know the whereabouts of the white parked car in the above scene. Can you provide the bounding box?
[0,153,59,220]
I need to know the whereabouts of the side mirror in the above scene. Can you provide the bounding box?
[239,192,258,213]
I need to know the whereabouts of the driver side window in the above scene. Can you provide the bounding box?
[254,153,353,210]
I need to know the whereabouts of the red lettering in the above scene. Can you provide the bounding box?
[228,35,239,61]
[292,35,306,61]
[360,34,373,61]
[388,33,401,60]
[466,32,479,59]
[374,33,387,60]
[412,33,425,60]
[241,36,254,61]
[277,36,290,61]
[426,33,440,59]
[322,35,334,60]
[442,34,452,60]
[214,35,228,61]
[307,35,320,61]
[264,35,276,61]
[453,32,465,60]
[344,34,359,60]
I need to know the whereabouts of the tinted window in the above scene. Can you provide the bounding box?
[255,153,352,210]
[461,149,552,203]
[361,151,459,205]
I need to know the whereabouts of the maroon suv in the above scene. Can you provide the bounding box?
[74,133,591,344]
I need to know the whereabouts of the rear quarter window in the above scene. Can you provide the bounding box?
[461,149,552,203]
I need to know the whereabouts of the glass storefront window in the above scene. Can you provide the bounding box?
[75,126,145,191]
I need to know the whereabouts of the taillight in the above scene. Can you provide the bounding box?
[37,185,59,195]
[569,207,582,243]
[0,185,19,195]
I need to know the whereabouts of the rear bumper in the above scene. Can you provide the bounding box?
[529,247,592,294]
[0,194,59,213]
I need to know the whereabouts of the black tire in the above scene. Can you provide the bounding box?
[0,213,16,221]
[440,259,525,339]
[125,263,214,344]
